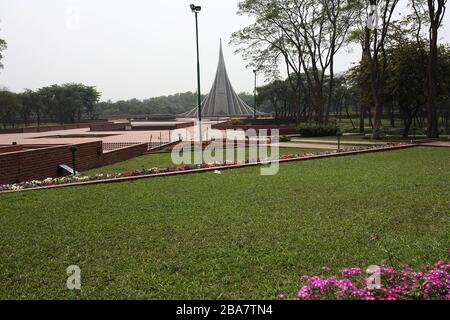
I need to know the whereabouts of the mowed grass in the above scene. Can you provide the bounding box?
[83,147,323,175]
[0,147,449,299]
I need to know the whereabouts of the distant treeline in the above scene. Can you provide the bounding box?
[0,84,100,128]
[96,92,254,117]
[0,86,255,127]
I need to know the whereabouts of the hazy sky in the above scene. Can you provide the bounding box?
[0,0,449,102]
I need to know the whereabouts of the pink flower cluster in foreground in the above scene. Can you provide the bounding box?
[277,258,450,300]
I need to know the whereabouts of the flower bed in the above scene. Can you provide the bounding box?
[277,256,450,300]
[0,143,409,193]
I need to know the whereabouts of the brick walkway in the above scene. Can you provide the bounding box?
[277,142,339,150]
[291,138,386,145]
[0,120,212,146]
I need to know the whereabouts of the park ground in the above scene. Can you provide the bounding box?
[0,147,449,299]
[83,146,324,175]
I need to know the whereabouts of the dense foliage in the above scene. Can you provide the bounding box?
[298,125,340,137]
[232,0,450,138]
[0,89,253,127]
[0,84,100,127]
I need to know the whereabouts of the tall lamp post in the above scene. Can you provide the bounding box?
[253,69,257,119]
[190,4,202,145]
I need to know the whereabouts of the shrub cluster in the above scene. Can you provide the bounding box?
[298,125,340,137]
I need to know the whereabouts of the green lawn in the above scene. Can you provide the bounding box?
[84,147,323,175]
[0,147,449,299]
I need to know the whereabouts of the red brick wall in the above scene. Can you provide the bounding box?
[0,142,104,184]
[131,122,194,131]
[0,121,108,135]
[91,121,194,132]
[0,141,151,184]
[102,143,148,166]
[0,145,23,154]
[90,122,128,131]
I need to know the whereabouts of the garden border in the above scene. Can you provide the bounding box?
[0,144,419,194]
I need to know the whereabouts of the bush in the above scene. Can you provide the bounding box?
[298,125,340,137]
[279,135,291,142]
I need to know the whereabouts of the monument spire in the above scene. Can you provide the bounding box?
[185,40,256,117]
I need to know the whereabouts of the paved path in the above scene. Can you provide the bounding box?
[291,139,386,145]
[419,141,450,148]
[276,142,338,150]
[0,120,214,146]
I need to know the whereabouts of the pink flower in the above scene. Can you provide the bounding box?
[279,254,449,300]
[297,285,311,299]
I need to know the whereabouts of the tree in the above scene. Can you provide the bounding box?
[231,0,358,124]
[0,90,20,128]
[0,38,6,72]
[0,19,6,73]
[257,79,294,119]
[37,84,101,124]
[62,83,101,120]
[426,0,447,137]
[349,37,450,138]
[385,42,427,137]
[17,90,33,126]
[363,0,400,138]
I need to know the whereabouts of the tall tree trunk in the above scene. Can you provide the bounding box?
[359,105,365,133]
[427,25,439,137]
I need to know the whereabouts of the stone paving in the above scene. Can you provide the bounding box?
[418,141,450,148]
[0,120,213,146]
[291,138,386,145]
[277,142,338,150]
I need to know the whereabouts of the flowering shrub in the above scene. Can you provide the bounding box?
[0,143,406,192]
[277,257,450,300]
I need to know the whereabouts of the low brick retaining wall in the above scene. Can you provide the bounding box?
[103,143,148,166]
[0,121,108,134]
[131,121,194,131]
[146,141,182,153]
[0,141,104,184]
[90,121,194,132]
[0,144,417,194]
[0,141,151,184]
[0,145,24,154]
[90,122,129,131]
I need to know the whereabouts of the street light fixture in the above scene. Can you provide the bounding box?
[190,4,202,146]
[190,4,201,12]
